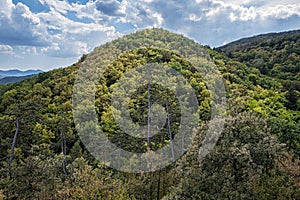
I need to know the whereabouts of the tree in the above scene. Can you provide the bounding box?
[0,189,4,200]
[164,112,298,199]
[58,158,133,200]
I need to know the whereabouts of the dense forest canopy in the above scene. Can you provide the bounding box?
[217,30,300,110]
[0,28,299,199]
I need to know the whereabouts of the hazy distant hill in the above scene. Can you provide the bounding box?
[0,74,38,84]
[0,69,43,84]
[0,69,43,78]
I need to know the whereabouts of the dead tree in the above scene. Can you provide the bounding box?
[147,82,151,149]
[60,129,67,175]
[9,118,19,177]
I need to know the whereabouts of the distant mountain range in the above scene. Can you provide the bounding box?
[0,69,43,84]
[0,69,43,78]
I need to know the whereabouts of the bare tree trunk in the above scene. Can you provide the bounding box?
[60,129,67,175]
[166,102,175,162]
[181,131,185,155]
[9,118,19,177]
[147,82,151,150]
[147,82,154,198]
[157,129,166,200]
[149,175,153,200]
[157,169,161,200]
[166,101,176,176]
[118,138,121,171]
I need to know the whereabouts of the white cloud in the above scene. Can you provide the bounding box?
[261,4,300,19]
[71,1,102,22]
[17,46,39,55]
[119,0,300,46]
[203,0,300,21]
[37,9,116,57]
[37,0,73,14]
[0,0,13,16]
[34,0,119,58]
[95,0,126,16]
[0,0,118,58]
[41,41,88,57]
[0,45,13,54]
[189,14,202,22]
[0,1,50,46]
[37,9,113,35]
[27,47,38,55]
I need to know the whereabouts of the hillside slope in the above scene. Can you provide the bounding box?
[217,29,300,111]
[217,29,300,81]
[0,29,299,199]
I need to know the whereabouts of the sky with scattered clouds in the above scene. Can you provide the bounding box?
[1,0,300,70]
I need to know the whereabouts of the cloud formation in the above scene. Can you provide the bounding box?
[0,0,49,46]
[131,0,300,45]
[0,45,13,54]
[0,0,300,70]
[95,0,125,16]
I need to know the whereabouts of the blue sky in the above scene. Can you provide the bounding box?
[1,0,300,70]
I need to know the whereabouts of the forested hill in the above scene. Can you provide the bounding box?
[216,29,300,81]
[218,30,300,52]
[216,29,300,111]
[0,28,299,199]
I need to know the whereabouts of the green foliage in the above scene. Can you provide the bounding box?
[96,47,209,153]
[253,171,300,200]
[57,158,133,200]
[0,144,64,199]
[218,30,300,81]
[164,112,299,199]
[0,28,299,199]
